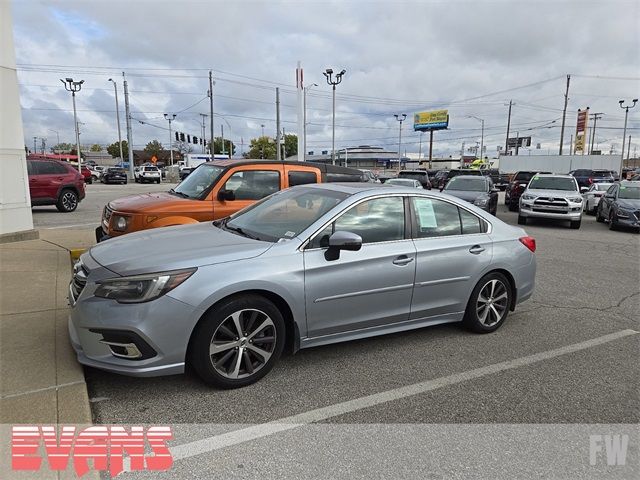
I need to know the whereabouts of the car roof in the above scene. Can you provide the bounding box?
[534,173,573,178]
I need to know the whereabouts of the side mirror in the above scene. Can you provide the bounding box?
[580,187,589,193]
[325,231,362,261]
[217,189,235,201]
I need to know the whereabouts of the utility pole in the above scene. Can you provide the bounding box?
[588,112,604,154]
[323,68,346,165]
[394,114,406,173]
[260,124,265,159]
[559,74,571,155]
[429,130,434,168]
[122,72,134,178]
[60,77,84,172]
[515,131,520,156]
[199,113,207,154]
[570,134,573,155]
[33,136,37,154]
[108,78,124,161]
[276,87,281,162]
[163,114,176,165]
[619,99,638,177]
[221,125,225,156]
[209,71,215,155]
[303,83,318,162]
[504,100,513,156]
[41,138,46,154]
[418,131,423,164]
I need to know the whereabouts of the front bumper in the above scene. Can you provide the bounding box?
[68,283,197,377]
[614,211,640,228]
[519,202,582,220]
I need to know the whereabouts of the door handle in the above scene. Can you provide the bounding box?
[469,245,485,254]
[392,255,414,266]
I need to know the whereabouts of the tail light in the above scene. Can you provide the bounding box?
[519,236,536,253]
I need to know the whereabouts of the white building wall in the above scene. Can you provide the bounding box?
[0,1,34,235]
[498,155,621,174]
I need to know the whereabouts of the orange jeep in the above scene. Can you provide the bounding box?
[96,160,364,242]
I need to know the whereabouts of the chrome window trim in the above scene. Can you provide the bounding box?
[409,195,493,239]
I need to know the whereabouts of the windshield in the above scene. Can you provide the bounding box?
[387,179,418,187]
[514,172,546,182]
[528,176,577,191]
[619,186,640,199]
[445,176,487,192]
[174,164,224,199]
[224,187,349,242]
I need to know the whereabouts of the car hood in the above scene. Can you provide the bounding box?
[443,190,486,202]
[90,222,272,276]
[108,191,199,214]
[617,198,640,209]
[525,189,579,198]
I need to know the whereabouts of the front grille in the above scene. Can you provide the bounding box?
[69,261,88,305]
[532,196,569,214]
[103,205,113,223]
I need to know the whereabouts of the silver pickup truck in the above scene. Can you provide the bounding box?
[518,174,583,229]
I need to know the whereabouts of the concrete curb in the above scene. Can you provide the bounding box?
[0,228,39,244]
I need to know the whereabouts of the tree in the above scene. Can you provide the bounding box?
[51,143,73,153]
[246,136,277,159]
[144,140,165,157]
[173,140,194,155]
[107,140,128,159]
[283,134,298,158]
[207,136,236,156]
[69,148,85,160]
[90,144,103,152]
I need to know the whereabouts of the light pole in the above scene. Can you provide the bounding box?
[303,83,318,161]
[467,115,484,162]
[619,99,638,179]
[323,68,346,165]
[60,77,84,172]
[260,124,265,159]
[48,129,60,147]
[164,114,176,165]
[394,114,406,173]
[108,78,124,161]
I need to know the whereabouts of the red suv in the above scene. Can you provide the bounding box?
[27,159,86,212]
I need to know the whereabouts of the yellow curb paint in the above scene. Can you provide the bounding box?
[69,248,87,265]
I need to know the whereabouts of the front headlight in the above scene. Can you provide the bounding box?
[473,197,488,206]
[568,197,583,203]
[617,208,632,218]
[521,194,535,201]
[112,215,130,231]
[94,268,196,303]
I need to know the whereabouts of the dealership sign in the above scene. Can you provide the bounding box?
[414,110,449,131]
[507,136,532,148]
[574,108,589,153]
[11,425,173,477]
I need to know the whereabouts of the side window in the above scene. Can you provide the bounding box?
[334,197,405,244]
[223,170,280,200]
[37,162,62,175]
[308,224,333,249]
[288,170,317,187]
[606,185,616,195]
[459,208,487,234]
[52,162,68,174]
[412,197,462,238]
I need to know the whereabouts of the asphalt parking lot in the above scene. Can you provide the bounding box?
[33,183,639,477]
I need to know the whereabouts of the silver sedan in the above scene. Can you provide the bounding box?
[69,183,536,388]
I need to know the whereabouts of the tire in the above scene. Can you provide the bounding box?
[134,177,139,183]
[91,175,97,182]
[56,189,79,212]
[463,272,512,333]
[609,212,617,231]
[156,179,161,184]
[570,220,581,229]
[190,295,285,388]
[123,180,127,185]
[504,193,509,206]
[518,215,526,225]
[508,199,518,212]
[596,205,604,223]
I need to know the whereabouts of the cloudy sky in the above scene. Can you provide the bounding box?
[11,0,640,158]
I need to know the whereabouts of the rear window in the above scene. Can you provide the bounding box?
[592,170,611,178]
[144,166,159,171]
[288,171,318,186]
[109,168,125,173]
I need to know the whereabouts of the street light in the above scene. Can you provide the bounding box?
[108,78,124,161]
[164,114,176,165]
[394,114,407,173]
[303,83,318,162]
[619,99,638,179]
[60,77,84,172]
[467,115,484,162]
[48,129,60,146]
[323,68,346,165]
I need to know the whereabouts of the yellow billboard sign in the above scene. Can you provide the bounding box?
[414,110,449,131]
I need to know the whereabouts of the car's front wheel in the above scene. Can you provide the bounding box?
[570,219,581,229]
[56,189,79,212]
[191,295,285,388]
[609,212,617,231]
[463,273,512,333]
[517,215,526,225]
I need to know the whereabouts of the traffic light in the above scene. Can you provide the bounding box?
[180,133,185,142]
[193,136,198,145]
[187,135,191,143]
[175,132,179,142]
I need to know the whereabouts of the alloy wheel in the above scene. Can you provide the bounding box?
[209,309,276,379]
[61,192,77,211]
[476,279,508,326]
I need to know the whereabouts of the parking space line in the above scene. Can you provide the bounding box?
[169,329,638,463]
[44,222,100,230]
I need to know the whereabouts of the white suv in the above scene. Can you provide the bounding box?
[134,165,161,184]
[518,174,583,229]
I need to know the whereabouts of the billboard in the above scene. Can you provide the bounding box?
[574,108,589,153]
[414,110,449,131]
[507,136,532,148]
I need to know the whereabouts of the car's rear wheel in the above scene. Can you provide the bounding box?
[56,189,78,212]
[463,273,512,333]
[191,295,285,388]
[517,215,526,225]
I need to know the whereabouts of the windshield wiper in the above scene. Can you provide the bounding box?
[224,224,261,241]
[169,188,190,199]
